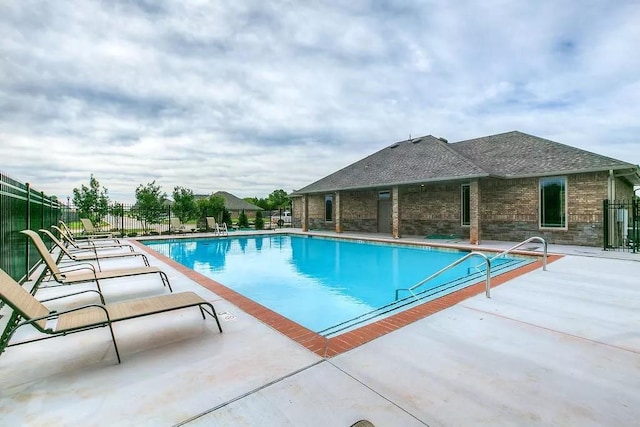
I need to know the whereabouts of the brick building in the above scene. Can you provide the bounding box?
[291,131,640,246]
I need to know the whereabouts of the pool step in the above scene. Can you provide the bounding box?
[320,258,528,337]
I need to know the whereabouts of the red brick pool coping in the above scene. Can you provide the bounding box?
[132,238,562,358]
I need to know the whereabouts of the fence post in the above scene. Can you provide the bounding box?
[633,198,638,254]
[25,183,31,278]
[602,199,609,251]
[41,191,46,230]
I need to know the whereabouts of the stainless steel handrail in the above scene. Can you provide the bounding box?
[395,251,492,300]
[489,236,547,271]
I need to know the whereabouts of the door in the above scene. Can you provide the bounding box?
[377,191,391,233]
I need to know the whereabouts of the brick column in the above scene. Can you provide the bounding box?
[392,186,400,238]
[301,195,308,232]
[335,192,342,233]
[470,179,481,244]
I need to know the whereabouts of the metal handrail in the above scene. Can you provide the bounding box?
[489,236,547,271]
[395,251,492,301]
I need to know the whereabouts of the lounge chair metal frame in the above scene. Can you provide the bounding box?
[53,224,134,252]
[80,218,116,239]
[170,217,188,234]
[0,268,222,363]
[21,230,172,294]
[39,229,150,271]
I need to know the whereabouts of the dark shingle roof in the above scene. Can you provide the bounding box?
[296,136,488,193]
[451,131,634,177]
[213,191,262,211]
[295,131,639,194]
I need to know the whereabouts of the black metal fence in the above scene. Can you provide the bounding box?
[59,204,219,236]
[603,199,639,253]
[58,205,290,237]
[0,172,61,282]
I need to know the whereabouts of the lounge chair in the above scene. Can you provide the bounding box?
[52,225,134,252]
[80,218,116,239]
[60,221,121,245]
[170,217,187,233]
[0,267,222,363]
[21,230,172,294]
[206,217,229,236]
[38,229,150,270]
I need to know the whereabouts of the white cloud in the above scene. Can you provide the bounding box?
[1,0,639,202]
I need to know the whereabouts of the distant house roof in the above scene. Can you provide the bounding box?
[213,191,262,211]
[294,131,640,194]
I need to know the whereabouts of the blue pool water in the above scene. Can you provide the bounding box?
[144,235,530,336]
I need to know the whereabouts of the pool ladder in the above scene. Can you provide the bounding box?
[394,236,548,301]
[488,236,547,271]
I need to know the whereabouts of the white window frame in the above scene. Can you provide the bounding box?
[539,176,568,230]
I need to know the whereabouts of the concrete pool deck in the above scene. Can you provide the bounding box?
[1,231,639,426]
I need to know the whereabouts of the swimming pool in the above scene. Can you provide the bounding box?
[144,235,532,336]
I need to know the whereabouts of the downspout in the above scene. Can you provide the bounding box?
[607,170,614,248]
[608,170,614,200]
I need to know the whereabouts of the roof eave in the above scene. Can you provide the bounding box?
[292,173,491,195]
[502,164,640,180]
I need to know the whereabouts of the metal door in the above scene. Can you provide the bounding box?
[377,192,391,233]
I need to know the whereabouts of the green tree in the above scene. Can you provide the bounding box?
[72,174,110,225]
[172,186,197,222]
[109,203,124,217]
[245,196,269,210]
[196,194,225,223]
[267,189,289,210]
[254,209,264,230]
[134,181,167,234]
[238,209,249,228]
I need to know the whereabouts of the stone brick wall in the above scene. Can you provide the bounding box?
[291,197,303,228]
[480,172,609,246]
[615,177,634,200]
[301,190,380,232]
[341,190,378,232]
[398,184,468,237]
[298,171,618,246]
[305,194,332,230]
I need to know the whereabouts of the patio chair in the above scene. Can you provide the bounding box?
[38,229,150,270]
[21,230,172,294]
[170,217,187,233]
[0,267,222,363]
[52,225,134,252]
[206,217,229,236]
[80,218,116,239]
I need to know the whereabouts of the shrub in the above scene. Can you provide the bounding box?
[222,208,232,227]
[254,210,264,230]
[238,210,249,228]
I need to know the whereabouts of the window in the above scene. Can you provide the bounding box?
[540,177,567,228]
[325,194,333,222]
[378,191,390,200]
[461,184,470,226]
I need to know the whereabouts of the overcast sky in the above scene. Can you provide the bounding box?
[1,1,639,203]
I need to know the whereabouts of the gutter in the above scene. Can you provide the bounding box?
[293,165,640,196]
[292,173,492,195]
[502,164,638,180]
